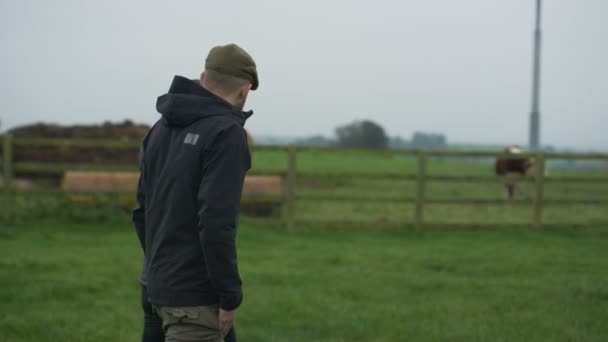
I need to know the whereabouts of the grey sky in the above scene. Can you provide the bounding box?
[1,0,607,150]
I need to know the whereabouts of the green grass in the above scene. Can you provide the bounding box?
[249,149,608,227]
[2,148,606,226]
[1,221,608,341]
[293,201,608,227]
[251,149,606,177]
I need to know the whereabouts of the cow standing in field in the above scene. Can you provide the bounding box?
[495,146,535,200]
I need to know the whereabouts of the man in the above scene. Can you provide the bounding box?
[132,43,258,342]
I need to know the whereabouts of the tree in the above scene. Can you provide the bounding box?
[335,120,389,149]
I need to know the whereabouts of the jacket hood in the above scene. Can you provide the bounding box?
[156,76,253,127]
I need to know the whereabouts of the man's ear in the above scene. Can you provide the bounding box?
[239,83,252,99]
[200,71,206,84]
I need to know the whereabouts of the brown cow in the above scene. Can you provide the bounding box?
[495,146,535,200]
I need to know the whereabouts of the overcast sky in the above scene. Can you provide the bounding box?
[1,0,606,150]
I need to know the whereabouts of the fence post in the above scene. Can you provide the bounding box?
[285,144,297,229]
[533,152,545,227]
[415,149,427,228]
[2,134,14,221]
[3,134,13,190]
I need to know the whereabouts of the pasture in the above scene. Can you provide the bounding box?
[258,148,608,227]
[2,147,607,227]
[1,221,608,341]
[1,144,607,341]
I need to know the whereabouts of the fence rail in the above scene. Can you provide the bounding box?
[2,134,608,227]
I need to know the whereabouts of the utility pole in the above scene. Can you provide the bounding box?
[529,0,542,150]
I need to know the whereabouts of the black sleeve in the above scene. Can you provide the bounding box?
[132,145,146,252]
[197,125,250,311]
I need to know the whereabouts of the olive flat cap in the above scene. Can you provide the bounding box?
[205,44,259,90]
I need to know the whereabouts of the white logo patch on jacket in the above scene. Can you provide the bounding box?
[184,133,200,145]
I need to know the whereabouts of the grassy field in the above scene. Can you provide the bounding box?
[0,146,606,340]
[248,149,608,227]
[3,148,606,227]
[251,149,607,177]
[1,221,608,341]
[2,147,607,226]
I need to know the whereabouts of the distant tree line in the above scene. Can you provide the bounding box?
[294,119,448,150]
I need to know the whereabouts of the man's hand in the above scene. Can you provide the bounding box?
[219,309,236,332]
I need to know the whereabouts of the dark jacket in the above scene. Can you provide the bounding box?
[132,76,251,311]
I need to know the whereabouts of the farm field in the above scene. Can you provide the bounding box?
[1,2,607,341]
[1,221,608,341]
[1,148,607,341]
[2,148,607,226]
[252,149,607,227]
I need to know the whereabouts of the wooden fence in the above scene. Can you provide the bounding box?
[1,134,608,228]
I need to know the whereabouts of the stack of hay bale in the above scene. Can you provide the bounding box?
[61,130,283,217]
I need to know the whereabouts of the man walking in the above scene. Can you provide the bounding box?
[132,44,258,342]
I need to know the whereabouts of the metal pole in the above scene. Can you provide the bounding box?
[529,0,542,150]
